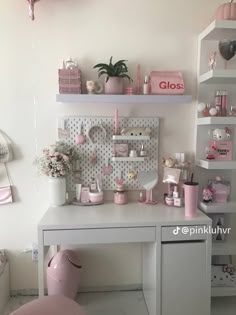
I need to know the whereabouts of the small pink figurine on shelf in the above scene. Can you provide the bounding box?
[205,143,217,160]
[209,51,217,70]
[202,188,214,203]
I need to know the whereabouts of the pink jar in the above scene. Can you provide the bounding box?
[114,190,127,205]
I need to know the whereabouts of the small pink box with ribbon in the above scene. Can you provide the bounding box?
[150,71,185,95]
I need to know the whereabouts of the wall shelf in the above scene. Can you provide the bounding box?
[199,19,236,41]
[197,117,236,125]
[112,135,150,141]
[212,241,236,255]
[199,70,236,84]
[199,201,236,214]
[56,94,192,104]
[211,286,236,297]
[111,157,147,162]
[197,159,236,170]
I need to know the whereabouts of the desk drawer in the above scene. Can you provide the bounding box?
[44,227,156,245]
[162,226,208,242]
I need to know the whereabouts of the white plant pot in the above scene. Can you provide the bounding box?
[48,177,66,206]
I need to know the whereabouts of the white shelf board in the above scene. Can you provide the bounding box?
[197,159,236,170]
[212,241,236,255]
[112,135,150,141]
[199,70,236,84]
[56,94,192,104]
[211,286,236,297]
[199,201,236,213]
[197,117,236,125]
[199,19,236,41]
[111,157,147,162]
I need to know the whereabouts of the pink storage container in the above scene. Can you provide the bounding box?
[47,250,81,300]
[150,71,184,95]
[58,69,82,94]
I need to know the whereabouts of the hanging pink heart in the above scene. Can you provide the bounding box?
[102,165,113,175]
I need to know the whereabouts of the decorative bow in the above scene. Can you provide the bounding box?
[27,0,40,21]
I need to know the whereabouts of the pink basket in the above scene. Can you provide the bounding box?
[58,69,82,94]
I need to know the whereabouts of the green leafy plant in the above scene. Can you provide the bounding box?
[93,56,132,82]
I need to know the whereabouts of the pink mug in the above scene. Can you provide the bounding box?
[184,182,199,217]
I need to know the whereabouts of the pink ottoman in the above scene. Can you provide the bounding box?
[10,295,85,315]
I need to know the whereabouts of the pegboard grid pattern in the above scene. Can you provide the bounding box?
[60,116,159,191]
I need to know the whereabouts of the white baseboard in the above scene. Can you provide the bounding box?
[0,262,10,313]
[11,284,142,297]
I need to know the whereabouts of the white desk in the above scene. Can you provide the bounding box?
[38,203,212,315]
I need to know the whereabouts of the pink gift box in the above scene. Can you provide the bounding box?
[150,71,184,95]
[58,69,82,94]
[209,140,232,161]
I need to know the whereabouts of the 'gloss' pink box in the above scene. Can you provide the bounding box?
[150,71,184,95]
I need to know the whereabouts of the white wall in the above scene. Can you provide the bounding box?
[0,0,223,291]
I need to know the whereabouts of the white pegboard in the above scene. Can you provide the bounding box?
[58,116,159,191]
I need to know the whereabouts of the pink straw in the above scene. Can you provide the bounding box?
[114,108,118,135]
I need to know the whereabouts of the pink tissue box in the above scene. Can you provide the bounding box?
[58,69,82,94]
[150,71,184,95]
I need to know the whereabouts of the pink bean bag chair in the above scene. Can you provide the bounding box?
[10,295,85,315]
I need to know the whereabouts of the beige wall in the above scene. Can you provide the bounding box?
[0,0,223,291]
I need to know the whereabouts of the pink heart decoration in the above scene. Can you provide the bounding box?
[102,165,113,175]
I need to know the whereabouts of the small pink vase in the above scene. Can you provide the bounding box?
[105,77,124,94]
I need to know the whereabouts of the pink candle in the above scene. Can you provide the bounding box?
[114,108,118,135]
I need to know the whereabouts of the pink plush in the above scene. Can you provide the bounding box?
[10,295,85,315]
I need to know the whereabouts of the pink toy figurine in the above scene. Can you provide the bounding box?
[205,143,217,160]
[209,51,217,70]
[202,188,214,203]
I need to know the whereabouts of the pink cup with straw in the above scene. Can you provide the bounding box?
[184,174,199,217]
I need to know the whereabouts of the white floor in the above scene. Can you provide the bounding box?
[2,291,148,315]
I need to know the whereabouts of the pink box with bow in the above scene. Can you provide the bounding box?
[150,71,185,95]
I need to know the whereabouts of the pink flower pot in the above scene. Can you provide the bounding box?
[105,77,124,94]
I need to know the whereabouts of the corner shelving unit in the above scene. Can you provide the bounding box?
[197,20,236,301]
[56,94,192,104]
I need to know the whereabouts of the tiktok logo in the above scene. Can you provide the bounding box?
[172,226,180,235]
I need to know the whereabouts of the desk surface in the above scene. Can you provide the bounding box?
[38,203,211,230]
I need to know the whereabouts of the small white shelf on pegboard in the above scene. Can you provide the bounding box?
[111,157,147,162]
[112,135,150,141]
[211,286,236,297]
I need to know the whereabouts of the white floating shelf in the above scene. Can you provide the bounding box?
[199,19,236,41]
[211,286,236,297]
[111,157,147,162]
[112,135,150,141]
[56,94,192,104]
[199,70,236,84]
[212,241,236,256]
[197,159,236,170]
[197,117,236,125]
[199,201,236,214]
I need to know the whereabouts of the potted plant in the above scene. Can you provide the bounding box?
[93,56,132,94]
[34,141,79,206]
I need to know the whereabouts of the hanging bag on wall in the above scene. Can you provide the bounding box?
[0,164,13,205]
[0,130,13,163]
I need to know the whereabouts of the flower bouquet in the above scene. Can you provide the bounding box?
[34,141,79,178]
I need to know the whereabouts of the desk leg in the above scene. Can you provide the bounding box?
[38,230,45,297]
[142,226,161,315]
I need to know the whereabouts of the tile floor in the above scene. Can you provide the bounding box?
[2,291,148,315]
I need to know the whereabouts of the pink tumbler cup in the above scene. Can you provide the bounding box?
[184,182,199,217]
